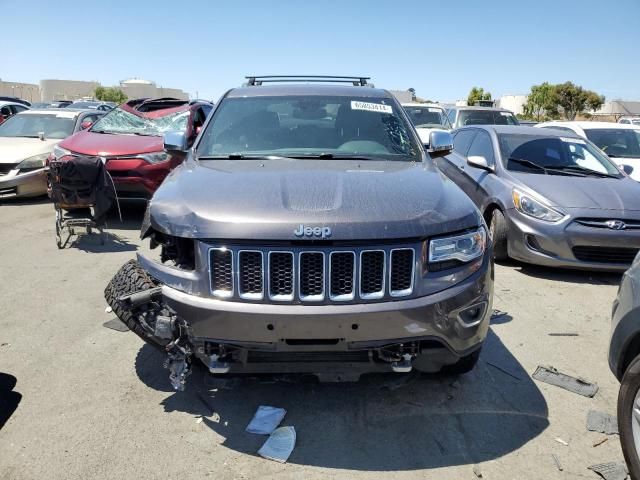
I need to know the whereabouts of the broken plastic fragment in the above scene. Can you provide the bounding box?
[588,462,628,480]
[587,410,619,435]
[532,365,598,397]
[554,437,569,446]
[246,406,287,435]
[105,306,113,313]
[258,426,296,463]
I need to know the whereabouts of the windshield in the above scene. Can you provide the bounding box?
[498,133,621,176]
[196,95,420,161]
[0,113,75,139]
[90,107,190,136]
[403,106,451,129]
[584,128,640,158]
[459,110,519,126]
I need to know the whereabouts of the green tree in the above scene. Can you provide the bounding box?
[467,87,492,106]
[552,82,605,120]
[523,82,556,121]
[94,86,128,104]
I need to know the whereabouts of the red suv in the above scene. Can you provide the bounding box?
[54,98,213,198]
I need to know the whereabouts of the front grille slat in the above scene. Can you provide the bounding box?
[299,252,325,301]
[209,248,233,297]
[572,246,639,264]
[360,250,385,299]
[390,248,415,296]
[238,250,263,300]
[269,252,294,301]
[209,245,415,303]
[330,252,356,301]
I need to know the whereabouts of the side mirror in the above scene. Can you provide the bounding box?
[467,155,493,172]
[80,120,93,130]
[427,130,453,158]
[163,131,187,153]
[621,164,634,175]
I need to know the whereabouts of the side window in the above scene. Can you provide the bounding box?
[467,131,495,165]
[447,109,456,125]
[12,105,27,114]
[202,105,213,118]
[452,130,477,155]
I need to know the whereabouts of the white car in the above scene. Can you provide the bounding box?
[401,103,451,145]
[536,121,640,181]
[0,109,104,198]
[0,101,30,125]
[619,117,640,126]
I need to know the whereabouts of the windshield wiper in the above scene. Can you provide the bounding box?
[91,130,116,135]
[288,153,380,160]
[549,165,618,178]
[508,157,586,177]
[198,154,296,161]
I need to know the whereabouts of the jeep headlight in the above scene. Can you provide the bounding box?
[139,151,170,164]
[429,227,486,264]
[17,153,49,171]
[53,145,71,160]
[512,189,564,222]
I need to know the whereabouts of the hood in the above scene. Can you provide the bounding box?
[0,137,59,164]
[60,130,163,156]
[148,158,482,240]
[510,172,640,211]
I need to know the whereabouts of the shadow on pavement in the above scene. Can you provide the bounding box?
[106,199,147,231]
[0,373,21,431]
[515,263,622,286]
[134,329,548,471]
[70,231,137,253]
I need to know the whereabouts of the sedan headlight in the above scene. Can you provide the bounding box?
[17,153,50,171]
[429,227,486,264]
[139,151,171,164]
[512,189,565,222]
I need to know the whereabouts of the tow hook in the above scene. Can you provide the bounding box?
[207,354,231,374]
[391,354,414,373]
[164,338,192,391]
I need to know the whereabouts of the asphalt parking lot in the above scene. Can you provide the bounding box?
[0,199,628,480]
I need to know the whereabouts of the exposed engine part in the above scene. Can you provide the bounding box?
[164,342,192,391]
[147,229,195,270]
[154,315,175,340]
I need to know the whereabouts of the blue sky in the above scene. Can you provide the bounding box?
[3,0,639,102]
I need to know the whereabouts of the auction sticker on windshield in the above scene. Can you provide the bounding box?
[351,101,392,114]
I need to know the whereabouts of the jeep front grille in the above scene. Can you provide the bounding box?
[208,244,417,304]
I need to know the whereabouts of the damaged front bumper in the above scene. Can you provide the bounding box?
[0,168,47,198]
[123,250,493,389]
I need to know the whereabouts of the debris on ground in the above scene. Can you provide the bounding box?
[593,437,609,448]
[472,465,483,478]
[587,410,619,435]
[491,309,508,321]
[532,365,598,397]
[196,417,203,424]
[258,426,296,463]
[486,361,521,380]
[554,437,569,446]
[102,318,129,332]
[0,343,9,348]
[587,462,628,480]
[104,306,113,313]
[246,406,287,435]
[552,454,563,471]
[548,332,579,337]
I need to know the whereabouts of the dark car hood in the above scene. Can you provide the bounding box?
[59,130,163,156]
[148,158,482,240]
[510,172,640,211]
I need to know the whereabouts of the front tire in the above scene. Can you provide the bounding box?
[618,354,640,479]
[104,260,168,350]
[489,209,509,261]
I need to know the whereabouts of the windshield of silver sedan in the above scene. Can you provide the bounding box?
[499,134,622,177]
[0,114,75,139]
[196,96,420,161]
[90,107,190,136]
[403,106,451,129]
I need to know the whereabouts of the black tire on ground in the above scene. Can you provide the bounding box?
[441,348,482,375]
[104,260,167,350]
[489,208,509,261]
[617,353,640,479]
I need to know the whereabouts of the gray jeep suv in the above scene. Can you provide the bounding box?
[105,76,494,390]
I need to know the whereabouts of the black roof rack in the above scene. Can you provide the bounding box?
[245,75,372,87]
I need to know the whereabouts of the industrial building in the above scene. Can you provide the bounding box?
[0,77,189,103]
